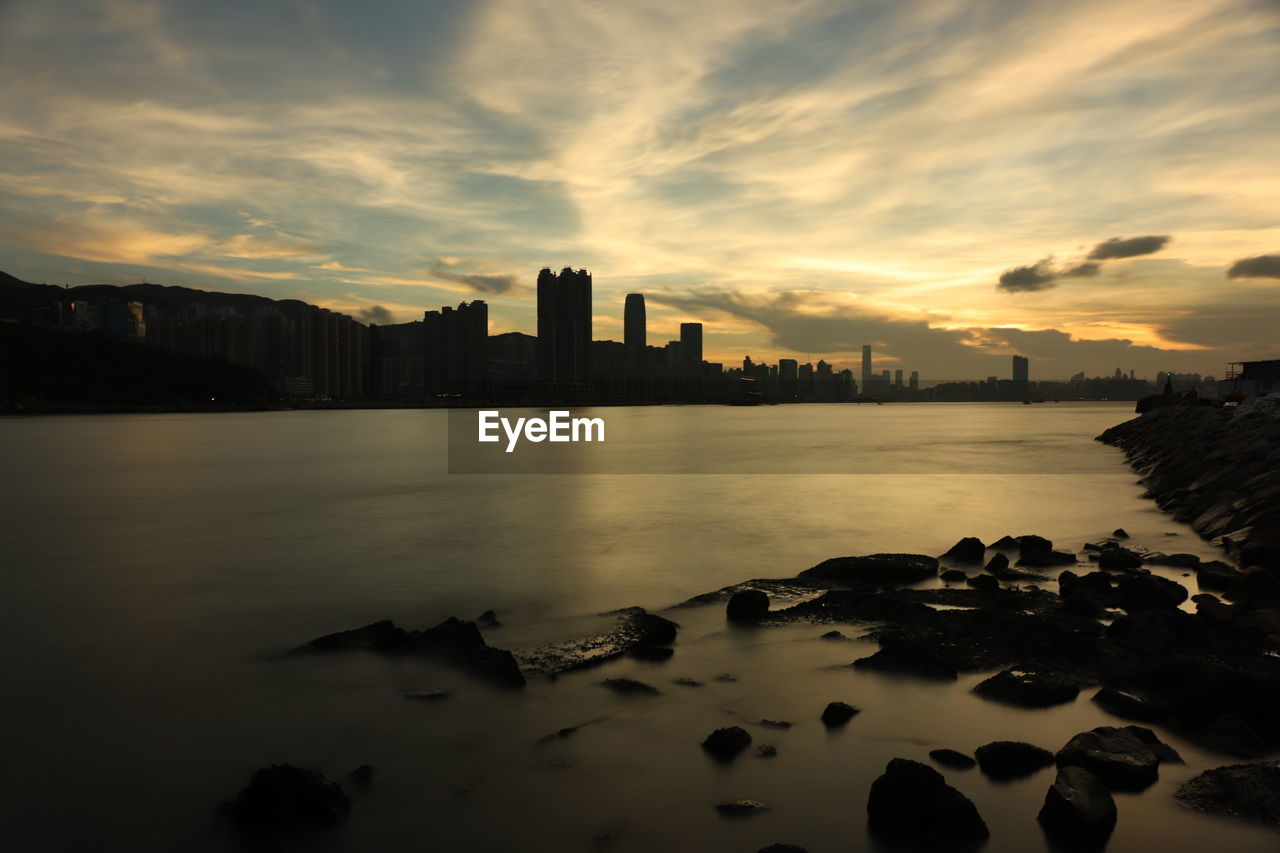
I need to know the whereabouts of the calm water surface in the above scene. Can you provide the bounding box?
[0,404,1273,851]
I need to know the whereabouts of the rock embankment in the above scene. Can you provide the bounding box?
[1097,401,1280,573]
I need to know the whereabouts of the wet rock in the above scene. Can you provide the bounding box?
[714,672,737,682]
[989,535,1021,551]
[983,552,1011,577]
[715,799,768,816]
[1121,726,1183,763]
[929,749,977,770]
[629,646,674,662]
[221,764,350,833]
[294,617,525,687]
[757,744,778,758]
[943,537,986,564]
[941,569,969,582]
[1202,713,1267,758]
[1225,566,1280,604]
[1149,553,1201,569]
[853,646,958,681]
[726,590,770,623]
[764,589,934,625]
[702,726,752,761]
[476,609,501,628]
[1056,727,1160,790]
[866,758,989,845]
[673,677,704,687]
[974,741,1055,780]
[758,719,792,729]
[799,553,939,585]
[1018,548,1078,568]
[820,630,849,641]
[1019,534,1053,556]
[1176,761,1280,828]
[1116,574,1188,611]
[518,609,679,675]
[1197,560,1241,591]
[1038,765,1116,844]
[966,574,999,591]
[600,678,659,696]
[403,688,451,701]
[821,701,860,727]
[1113,528,1130,539]
[973,670,1080,708]
[1192,593,1239,626]
[1097,545,1145,571]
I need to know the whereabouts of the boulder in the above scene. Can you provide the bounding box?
[1122,726,1183,763]
[1176,761,1280,828]
[1055,727,1160,790]
[1116,574,1188,611]
[1197,560,1240,591]
[1113,528,1130,539]
[1097,545,1145,571]
[1150,553,1201,569]
[820,630,849,641]
[714,800,768,816]
[1019,535,1054,556]
[1202,713,1267,758]
[799,553,939,585]
[983,552,1011,577]
[821,701,860,727]
[726,590,770,623]
[517,608,679,675]
[973,670,1080,708]
[702,726,752,761]
[975,741,1055,780]
[1019,549,1078,568]
[1037,765,1117,844]
[989,535,1021,550]
[866,758,989,845]
[966,574,999,591]
[929,748,977,770]
[221,764,350,833]
[943,537,987,564]
[941,569,969,582]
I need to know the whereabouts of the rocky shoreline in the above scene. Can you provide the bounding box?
[223,401,1280,850]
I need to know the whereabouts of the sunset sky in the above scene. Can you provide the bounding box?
[1,0,1278,379]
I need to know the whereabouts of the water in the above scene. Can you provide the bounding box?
[0,403,1273,851]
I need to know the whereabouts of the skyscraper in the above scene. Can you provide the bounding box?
[909,370,919,391]
[537,267,592,390]
[861,345,872,391]
[624,293,646,358]
[1012,354,1030,399]
[894,368,904,387]
[424,300,488,399]
[679,322,702,366]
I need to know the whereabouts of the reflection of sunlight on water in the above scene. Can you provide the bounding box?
[0,403,1271,851]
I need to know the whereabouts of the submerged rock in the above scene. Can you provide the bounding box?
[294,617,525,687]
[1055,727,1160,790]
[799,553,939,585]
[600,677,659,696]
[974,741,1055,780]
[629,646,674,662]
[973,669,1080,708]
[1176,761,1280,828]
[966,574,999,591]
[941,569,969,582]
[943,537,986,564]
[1038,765,1117,844]
[517,608,679,676]
[866,758,989,845]
[765,589,934,624]
[702,726,752,761]
[715,799,768,816]
[821,701,860,727]
[929,749,977,770]
[221,764,350,833]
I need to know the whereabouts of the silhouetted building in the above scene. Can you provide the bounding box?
[1012,355,1030,399]
[537,267,592,393]
[624,293,645,365]
[424,300,487,399]
[679,322,702,368]
[909,370,919,391]
[861,344,872,391]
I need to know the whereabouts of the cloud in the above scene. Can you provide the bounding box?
[1062,261,1101,277]
[355,304,394,325]
[1226,254,1280,279]
[998,259,1058,293]
[1087,235,1171,260]
[427,258,518,295]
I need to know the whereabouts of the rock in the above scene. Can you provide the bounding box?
[943,537,986,564]
[221,764,351,832]
[537,724,585,744]
[715,800,768,816]
[629,646,674,662]
[853,647,958,681]
[1056,727,1160,790]
[1097,545,1145,571]
[1019,548,1078,568]
[1115,573,1188,611]
[820,630,849,641]
[1193,593,1239,625]
[941,569,969,582]
[990,535,1021,550]
[1176,761,1280,828]
[866,758,989,845]
[984,552,1011,577]
[821,701,860,727]
[799,553,939,585]
[600,677,659,696]
[476,609,501,627]
[758,846,808,853]
[403,688,451,701]
[764,589,934,624]
[929,748,977,770]
[1019,534,1054,556]
[714,672,737,682]
[1150,553,1201,569]
[758,719,792,729]
[1197,560,1240,591]
[518,608,679,675]
[966,574,999,591]
[973,670,1080,708]
[702,726,752,761]
[346,765,373,790]
[1038,765,1117,844]
[1225,566,1280,604]
[726,590,770,623]
[673,677,703,687]
[757,744,778,757]
[1202,713,1267,758]
[974,741,1055,780]
[1121,726,1183,763]
[1113,528,1130,539]
[294,617,525,687]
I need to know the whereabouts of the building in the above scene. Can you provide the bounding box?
[679,322,702,367]
[537,267,592,392]
[1222,360,1280,398]
[624,293,645,362]
[861,345,872,391]
[424,300,488,399]
[1012,355,1030,398]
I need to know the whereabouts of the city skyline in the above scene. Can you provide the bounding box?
[1,1,1278,378]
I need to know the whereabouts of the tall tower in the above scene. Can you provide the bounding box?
[537,267,592,391]
[861,345,872,392]
[624,293,646,358]
[679,322,702,366]
[1012,354,1030,399]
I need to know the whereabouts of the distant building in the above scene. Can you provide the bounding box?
[624,293,645,362]
[424,300,487,399]
[679,322,703,368]
[909,370,919,391]
[1012,355,1030,398]
[1222,360,1280,398]
[861,345,872,391]
[537,267,592,391]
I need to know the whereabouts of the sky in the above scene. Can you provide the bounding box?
[1,0,1278,380]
